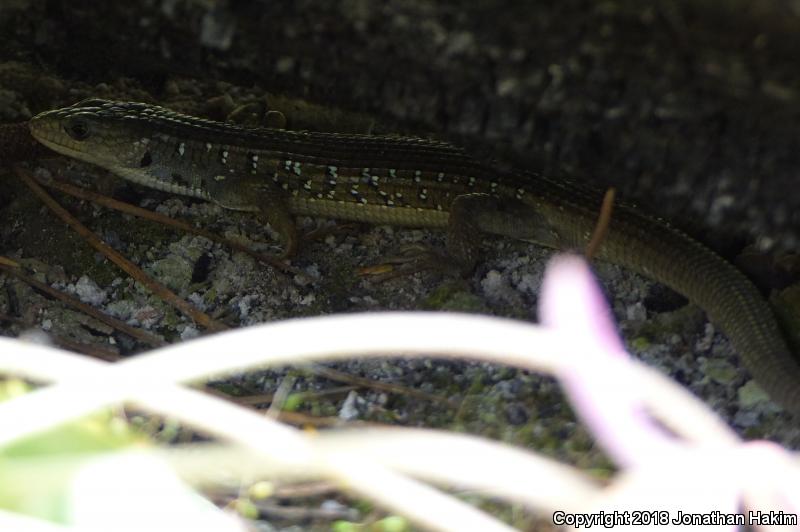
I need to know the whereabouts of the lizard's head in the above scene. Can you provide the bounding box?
[29,98,163,171]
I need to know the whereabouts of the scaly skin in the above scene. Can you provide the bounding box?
[29,98,800,416]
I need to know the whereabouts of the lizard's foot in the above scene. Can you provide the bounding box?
[302,222,360,244]
[359,244,468,281]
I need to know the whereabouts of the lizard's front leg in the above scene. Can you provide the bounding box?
[256,193,298,259]
[214,180,299,259]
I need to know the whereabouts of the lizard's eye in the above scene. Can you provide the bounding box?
[64,118,90,141]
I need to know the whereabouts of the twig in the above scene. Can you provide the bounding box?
[36,177,306,280]
[13,165,228,333]
[0,261,166,349]
[274,410,370,428]
[272,481,341,499]
[585,187,616,260]
[247,500,356,521]
[266,374,297,419]
[308,364,460,410]
[230,385,358,406]
[51,335,121,362]
[202,385,367,427]
[0,312,25,326]
[0,256,20,268]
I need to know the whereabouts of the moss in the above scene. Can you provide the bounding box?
[2,179,115,283]
[422,280,485,312]
[701,358,738,385]
[464,374,487,396]
[147,255,193,292]
[309,399,339,418]
[157,304,182,330]
[631,336,650,351]
[210,381,247,397]
[635,304,705,341]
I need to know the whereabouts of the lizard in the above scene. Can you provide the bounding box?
[27,98,800,418]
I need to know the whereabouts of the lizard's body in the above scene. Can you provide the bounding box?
[29,98,800,417]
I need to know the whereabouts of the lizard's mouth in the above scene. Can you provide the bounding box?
[28,112,127,170]
[29,113,89,161]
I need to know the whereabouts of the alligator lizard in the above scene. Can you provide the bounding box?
[28,98,800,417]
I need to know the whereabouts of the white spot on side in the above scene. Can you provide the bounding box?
[213,175,226,181]
[178,142,185,156]
[205,142,212,152]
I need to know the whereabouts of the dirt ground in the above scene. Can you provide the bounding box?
[1,1,799,529]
